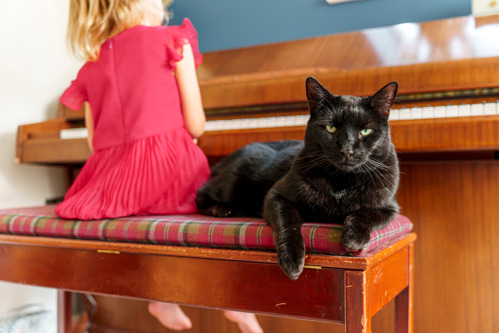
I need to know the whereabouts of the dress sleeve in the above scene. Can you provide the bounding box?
[60,66,87,111]
[165,18,203,71]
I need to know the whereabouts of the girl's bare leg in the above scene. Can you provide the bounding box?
[148,302,192,331]
[224,310,264,333]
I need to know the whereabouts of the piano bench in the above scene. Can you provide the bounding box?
[0,206,415,333]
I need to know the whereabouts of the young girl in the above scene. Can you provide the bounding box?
[59,1,263,332]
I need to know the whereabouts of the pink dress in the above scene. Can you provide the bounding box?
[56,19,211,220]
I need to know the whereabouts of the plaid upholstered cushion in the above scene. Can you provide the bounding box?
[0,205,412,256]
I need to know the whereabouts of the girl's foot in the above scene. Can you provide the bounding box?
[148,302,192,331]
[224,310,263,333]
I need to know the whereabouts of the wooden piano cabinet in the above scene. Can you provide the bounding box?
[396,160,499,333]
[0,233,416,333]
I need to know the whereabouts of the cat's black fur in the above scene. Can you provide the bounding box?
[196,77,400,280]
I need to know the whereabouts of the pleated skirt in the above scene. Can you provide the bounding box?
[56,128,211,220]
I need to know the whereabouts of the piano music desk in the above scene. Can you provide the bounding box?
[0,207,415,333]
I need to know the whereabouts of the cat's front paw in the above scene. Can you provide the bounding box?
[199,204,233,217]
[276,241,305,280]
[341,218,372,251]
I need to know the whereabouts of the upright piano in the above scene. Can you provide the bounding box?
[15,15,499,333]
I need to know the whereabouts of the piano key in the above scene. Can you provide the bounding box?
[458,104,471,116]
[398,108,410,120]
[483,102,497,115]
[60,128,89,139]
[445,105,459,117]
[471,103,484,116]
[422,106,434,119]
[389,109,400,120]
[434,106,447,118]
[410,107,423,119]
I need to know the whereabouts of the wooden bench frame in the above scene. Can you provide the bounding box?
[0,232,415,333]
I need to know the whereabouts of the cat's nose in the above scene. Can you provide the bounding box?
[340,148,354,158]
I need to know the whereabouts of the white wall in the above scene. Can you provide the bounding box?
[0,1,83,315]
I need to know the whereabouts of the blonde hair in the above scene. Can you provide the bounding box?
[67,0,173,61]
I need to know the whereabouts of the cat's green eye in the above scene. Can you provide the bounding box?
[326,125,337,134]
[360,128,373,136]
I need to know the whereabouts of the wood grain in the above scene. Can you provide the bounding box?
[197,116,499,158]
[395,244,414,333]
[198,16,499,80]
[345,271,370,333]
[198,15,499,109]
[367,247,409,318]
[397,161,499,333]
[0,233,416,273]
[0,242,346,322]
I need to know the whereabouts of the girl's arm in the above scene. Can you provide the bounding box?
[175,43,206,139]
[84,102,94,153]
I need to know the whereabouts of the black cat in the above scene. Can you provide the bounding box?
[196,77,400,280]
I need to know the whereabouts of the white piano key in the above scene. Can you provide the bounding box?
[422,106,434,119]
[445,105,459,118]
[458,104,471,116]
[399,108,411,120]
[236,119,247,129]
[299,115,310,125]
[248,118,260,128]
[290,116,300,126]
[411,107,422,119]
[292,115,305,126]
[471,103,484,116]
[389,109,400,120]
[60,128,88,139]
[287,116,300,126]
[240,118,250,128]
[213,120,223,130]
[229,119,240,129]
[276,116,287,127]
[434,106,447,118]
[204,121,215,131]
[268,117,278,128]
[483,102,497,115]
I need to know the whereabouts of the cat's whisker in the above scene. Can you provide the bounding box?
[358,160,388,185]
[368,157,397,172]
[299,155,334,173]
[359,163,377,185]
[363,160,396,189]
[367,159,395,178]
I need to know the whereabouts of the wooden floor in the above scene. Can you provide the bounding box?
[86,159,498,333]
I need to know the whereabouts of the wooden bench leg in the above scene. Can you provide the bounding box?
[395,243,414,333]
[345,271,371,333]
[57,290,72,333]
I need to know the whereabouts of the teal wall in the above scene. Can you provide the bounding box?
[169,0,471,52]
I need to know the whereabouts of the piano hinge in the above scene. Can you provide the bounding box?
[97,249,120,254]
[303,264,322,270]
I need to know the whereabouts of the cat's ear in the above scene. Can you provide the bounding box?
[369,82,398,118]
[306,76,331,113]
